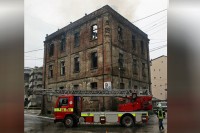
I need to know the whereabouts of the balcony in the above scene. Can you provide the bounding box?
[36,81,43,86]
[37,75,42,80]
[29,82,34,88]
[24,83,29,87]
[29,75,34,82]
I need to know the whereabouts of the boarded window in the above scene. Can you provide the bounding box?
[91,24,98,40]
[74,32,80,47]
[60,61,65,76]
[49,43,54,57]
[74,57,80,72]
[48,65,53,78]
[118,26,123,40]
[91,52,98,68]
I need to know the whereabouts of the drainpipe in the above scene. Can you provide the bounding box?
[102,17,105,111]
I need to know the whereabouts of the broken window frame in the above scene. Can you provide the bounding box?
[59,86,64,89]
[49,43,54,57]
[48,65,53,78]
[60,35,66,52]
[118,26,123,41]
[91,24,98,40]
[120,83,125,89]
[118,53,124,69]
[142,63,146,77]
[74,57,80,72]
[60,61,65,76]
[91,82,98,100]
[91,52,98,69]
[134,85,138,89]
[141,41,144,54]
[74,32,80,47]
[132,35,136,50]
[73,85,79,90]
[133,59,138,74]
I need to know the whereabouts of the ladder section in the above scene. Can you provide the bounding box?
[33,89,138,97]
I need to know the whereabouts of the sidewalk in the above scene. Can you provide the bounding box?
[24,109,54,120]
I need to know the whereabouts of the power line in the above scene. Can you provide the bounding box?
[150,40,167,44]
[25,58,43,60]
[132,9,167,23]
[148,26,167,36]
[25,49,44,53]
[144,21,167,32]
[140,15,167,29]
[150,44,167,52]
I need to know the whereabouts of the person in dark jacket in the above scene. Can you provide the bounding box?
[156,103,166,131]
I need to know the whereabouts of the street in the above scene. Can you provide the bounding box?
[24,111,167,133]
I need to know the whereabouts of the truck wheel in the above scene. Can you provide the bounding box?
[122,116,134,127]
[64,116,73,128]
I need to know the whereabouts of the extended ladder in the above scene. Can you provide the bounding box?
[32,88,150,97]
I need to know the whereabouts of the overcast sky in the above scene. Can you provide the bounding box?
[25,0,168,68]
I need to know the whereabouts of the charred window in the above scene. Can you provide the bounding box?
[74,57,80,72]
[132,35,136,50]
[60,61,65,76]
[74,85,79,90]
[91,52,98,69]
[49,43,54,57]
[91,82,97,89]
[74,32,80,47]
[59,86,64,89]
[141,41,144,54]
[91,24,98,40]
[119,53,124,69]
[91,82,98,100]
[120,83,125,89]
[142,63,146,77]
[134,85,138,89]
[118,26,123,40]
[48,65,53,78]
[60,35,66,52]
[133,59,137,74]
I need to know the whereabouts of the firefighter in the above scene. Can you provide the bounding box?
[156,103,165,131]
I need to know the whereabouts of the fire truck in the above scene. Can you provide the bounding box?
[33,89,152,128]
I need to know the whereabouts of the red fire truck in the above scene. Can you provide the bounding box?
[34,89,152,128]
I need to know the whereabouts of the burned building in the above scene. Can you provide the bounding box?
[43,5,151,113]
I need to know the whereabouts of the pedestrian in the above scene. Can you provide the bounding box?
[156,103,165,131]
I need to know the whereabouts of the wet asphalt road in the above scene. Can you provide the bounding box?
[24,113,167,133]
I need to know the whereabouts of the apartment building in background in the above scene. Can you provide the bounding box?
[150,55,167,100]
[24,67,32,106]
[43,5,151,113]
[24,66,43,108]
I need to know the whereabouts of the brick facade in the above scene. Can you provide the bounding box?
[43,5,151,113]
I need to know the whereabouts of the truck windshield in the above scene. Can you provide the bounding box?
[59,98,68,107]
